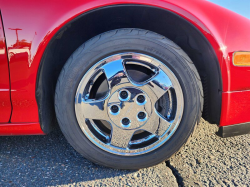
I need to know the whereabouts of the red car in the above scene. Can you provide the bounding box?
[0,0,250,169]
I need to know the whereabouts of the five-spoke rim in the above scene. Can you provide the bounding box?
[75,52,184,156]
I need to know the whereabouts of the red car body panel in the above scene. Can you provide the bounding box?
[221,91,250,127]
[0,122,44,136]
[0,0,250,135]
[0,15,11,123]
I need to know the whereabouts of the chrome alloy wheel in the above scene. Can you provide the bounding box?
[75,52,184,156]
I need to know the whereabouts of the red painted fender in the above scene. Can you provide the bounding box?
[0,0,250,134]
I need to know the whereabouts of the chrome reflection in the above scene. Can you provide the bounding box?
[75,52,184,156]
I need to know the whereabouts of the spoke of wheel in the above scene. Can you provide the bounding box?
[81,99,108,121]
[101,59,131,89]
[142,109,171,137]
[146,69,172,102]
[110,125,135,148]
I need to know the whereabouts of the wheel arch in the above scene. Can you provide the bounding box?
[36,4,222,133]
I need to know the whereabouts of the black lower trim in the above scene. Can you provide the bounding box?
[217,122,250,138]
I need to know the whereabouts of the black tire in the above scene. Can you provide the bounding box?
[55,28,203,169]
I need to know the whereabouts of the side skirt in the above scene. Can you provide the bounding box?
[0,123,45,136]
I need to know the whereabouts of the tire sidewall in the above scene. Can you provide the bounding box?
[55,30,200,169]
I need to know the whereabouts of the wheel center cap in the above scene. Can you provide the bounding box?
[107,87,152,129]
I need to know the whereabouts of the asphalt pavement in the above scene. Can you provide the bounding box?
[0,118,249,186]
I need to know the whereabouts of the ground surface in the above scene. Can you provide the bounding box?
[0,118,249,186]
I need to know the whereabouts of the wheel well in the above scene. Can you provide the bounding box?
[36,5,222,133]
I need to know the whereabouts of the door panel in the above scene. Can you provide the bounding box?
[0,14,11,122]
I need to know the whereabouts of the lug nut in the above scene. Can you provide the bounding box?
[120,90,129,100]
[138,112,146,120]
[137,95,145,104]
[110,105,119,113]
[122,118,130,126]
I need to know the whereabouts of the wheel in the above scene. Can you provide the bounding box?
[55,28,203,169]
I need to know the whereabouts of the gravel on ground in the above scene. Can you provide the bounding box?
[170,118,250,186]
[0,127,177,187]
[0,118,249,186]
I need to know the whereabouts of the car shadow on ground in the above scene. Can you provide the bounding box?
[0,126,136,186]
